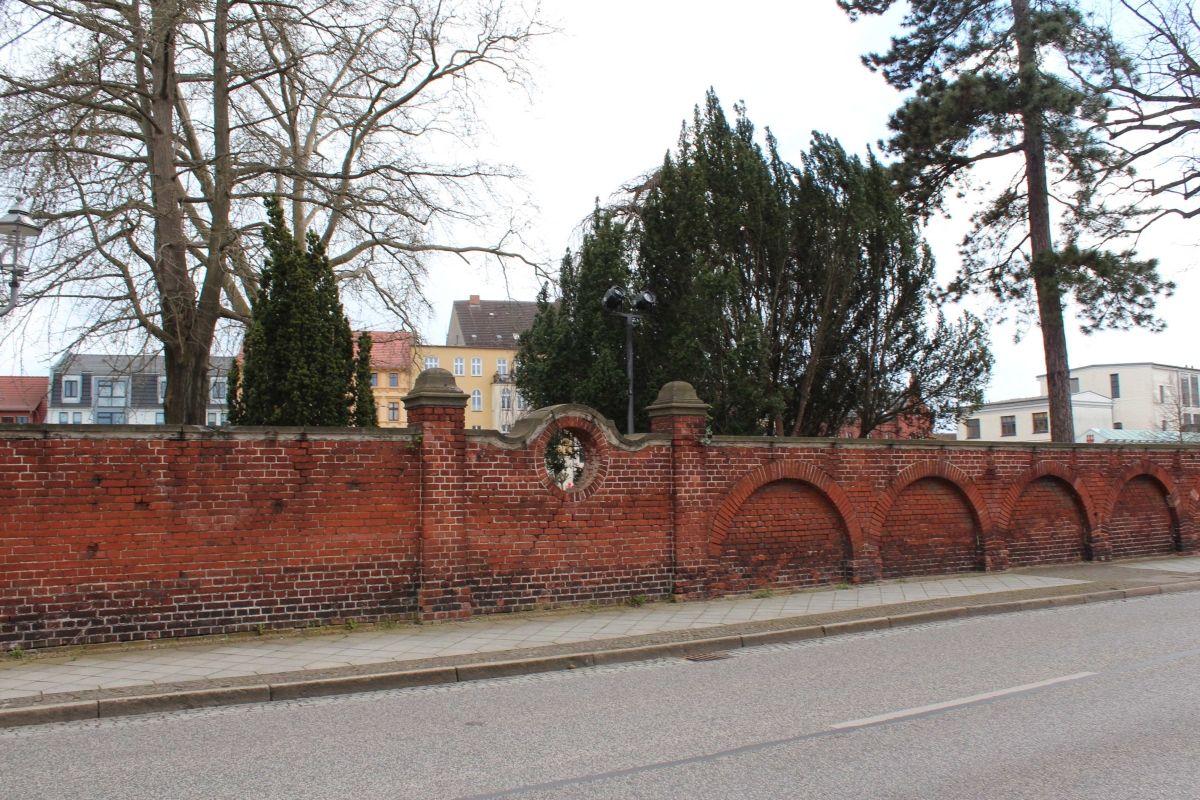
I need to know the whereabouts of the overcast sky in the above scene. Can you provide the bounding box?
[5,0,1197,403]
[401,0,1198,403]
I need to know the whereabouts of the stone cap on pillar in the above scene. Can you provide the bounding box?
[645,381,710,418]
[402,368,468,409]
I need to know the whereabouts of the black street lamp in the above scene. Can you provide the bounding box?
[0,198,43,318]
[602,285,656,435]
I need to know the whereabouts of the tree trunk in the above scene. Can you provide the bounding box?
[147,1,209,424]
[1013,0,1075,443]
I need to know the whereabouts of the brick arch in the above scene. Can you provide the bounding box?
[871,462,991,577]
[1102,461,1183,557]
[707,462,862,559]
[997,463,1096,566]
[870,461,993,542]
[996,462,1098,534]
[1102,461,1181,523]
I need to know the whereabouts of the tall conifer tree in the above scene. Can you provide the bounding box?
[229,198,356,426]
[518,93,991,437]
[838,0,1173,442]
[353,332,378,427]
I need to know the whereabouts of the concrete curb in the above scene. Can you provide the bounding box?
[4,580,1198,730]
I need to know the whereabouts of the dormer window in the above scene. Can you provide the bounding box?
[62,375,81,402]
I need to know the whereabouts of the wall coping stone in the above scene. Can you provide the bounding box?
[645,381,710,418]
[402,368,469,409]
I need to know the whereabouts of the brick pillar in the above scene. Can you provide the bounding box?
[403,368,471,621]
[647,382,710,599]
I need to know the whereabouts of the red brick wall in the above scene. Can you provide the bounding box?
[879,477,981,578]
[1108,475,1177,558]
[1,395,1199,650]
[1006,477,1089,566]
[714,480,849,592]
[0,433,421,649]
[461,415,674,612]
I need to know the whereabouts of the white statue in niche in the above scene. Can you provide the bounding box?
[545,429,585,490]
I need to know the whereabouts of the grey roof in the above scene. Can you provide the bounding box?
[52,353,234,376]
[1085,428,1200,444]
[446,299,539,348]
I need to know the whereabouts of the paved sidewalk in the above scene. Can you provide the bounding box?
[2,555,1199,726]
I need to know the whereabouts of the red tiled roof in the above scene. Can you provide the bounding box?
[0,376,48,413]
[358,330,414,368]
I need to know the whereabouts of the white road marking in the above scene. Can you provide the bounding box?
[830,672,1098,730]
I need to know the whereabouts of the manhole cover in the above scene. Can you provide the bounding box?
[684,651,732,662]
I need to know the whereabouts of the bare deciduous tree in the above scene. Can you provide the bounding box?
[0,0,545,422]
[1101,0,1200,224]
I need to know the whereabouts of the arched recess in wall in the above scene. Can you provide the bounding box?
[707,462,862,587]
[871,462,992,579]
[1103,462,1182,559]
[996,463,1096,566]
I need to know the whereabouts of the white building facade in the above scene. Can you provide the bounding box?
[959,361,1200,442]
[958,392,1114,442]
[1035,362,1200,432]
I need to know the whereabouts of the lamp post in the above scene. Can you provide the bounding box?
[602,285,656,435]
[0,198,43,318]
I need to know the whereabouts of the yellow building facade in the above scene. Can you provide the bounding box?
[364,335,525,431]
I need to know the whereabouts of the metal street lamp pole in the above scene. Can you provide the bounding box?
[603,286,656,435]
[0,198,43,319]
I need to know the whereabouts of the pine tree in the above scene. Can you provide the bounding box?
[230,198,356,426]
[353,332,378,427]
[838,0,1173,442]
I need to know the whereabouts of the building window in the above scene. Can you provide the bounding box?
[424,356,439,370]
[388,402,399,422]
[1160,385,1167,403]
[1067,377,1079,393]
[500,388,512,410]
[62,375,81,402]
[453,357,464,376]
[496,358,508,377]
[95,378,128,408]
[471,389,482,412]
[158,377,168,403]
[515,393,526,411]
[95,411,126,425]
[1109,373,1120,399]
[1183,374,1200,407]
[471,357,482,376]
[210,379,227,401]
[965,419,980,439]
[1032,412,1049,434]
[1000,415,1016,437]
[370,372,378,387]
[1113,422,1123,430]
[16,415,28,424]
[58,412,68,424]
[500,423,511,434]
[72,412,82,424]
[155,412,166,425]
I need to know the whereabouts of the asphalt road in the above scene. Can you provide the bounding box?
[4,591,1200,799]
